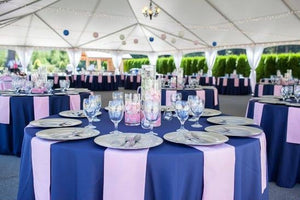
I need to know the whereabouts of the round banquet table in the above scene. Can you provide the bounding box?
[217,77,251,95]
[124,75,141,90]
[18,112,268,200]
[161,87,219,110]
[246,99,300,188]
[254,84,283,97]
[187,76,215,86]
[0,92,90,156]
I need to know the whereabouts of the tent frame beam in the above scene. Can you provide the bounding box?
[0,0,43,18]
[281,0,300,22]
[204,0,255,44]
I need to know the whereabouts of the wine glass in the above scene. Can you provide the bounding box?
[112,91,124,101]
[188,95,198,122]
[59,80,66,92]
[189,96,205,128]
[294,86,300,103]
[89,95,102,122]
[83,98,97,129]
[171,92,182,117]
[175,100,190,133]
[108,100,124,134]
[45,80,53,94]
[281,86,289,101]
[65,80,70,90]
[143,100,160,135]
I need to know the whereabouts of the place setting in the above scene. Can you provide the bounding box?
[205,125,262,137]
[207,116,255,125]
[30,118,82,128]
[59,110,102,118]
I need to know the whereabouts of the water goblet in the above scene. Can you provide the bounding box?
[89,94,102,122]
[65,80,70,90]
[175,100,190,133]
[45,80,54,94]
[294,86,300,103]
[112,91,124,101]
[187,95,198,122]
[189,97,205,128]
[281,86,289,101]
[59,80,66,92]
[171,92,182,117]
[83,98,97,129]
[143,100,160,135]
[108,100,124,134]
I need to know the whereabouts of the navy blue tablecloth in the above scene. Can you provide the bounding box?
[247,100,300,188]
[18,111,268,200]
[124,75,141,90]
[253,84,282,97]
[0,93,90,156]
[161,88,219,110]
[217,78,251,95]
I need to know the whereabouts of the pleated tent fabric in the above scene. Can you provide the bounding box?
[0,0,300,54]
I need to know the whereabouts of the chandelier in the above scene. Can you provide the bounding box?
[142,0,160,20]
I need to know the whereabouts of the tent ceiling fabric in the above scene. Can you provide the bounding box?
[0,0,300,54]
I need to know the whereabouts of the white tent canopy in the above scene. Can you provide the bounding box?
[1,0,300,54]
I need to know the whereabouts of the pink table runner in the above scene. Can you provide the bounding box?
[0,96,10,124]
[98,74,103,83]
[121,74,124,80]
[166,90,176,106]
[31,137,59,200]
[253,102,264,126]
[69,94,80,110]
[217,77,220,85]
[107,75,111,83]
[103,149,149,200]
[273,85,282,96]
[196,90,206,102]
[286,107,300,144]
[212,77,216,85]
[89,75,93,83]
[73,74,77,81]
[244,78,248,86]
[205,77,209,84]
[213,88,218,106]
[258,85,264,97]
[234,78,239,87]
[54,74,59,85]
[81,74,85,82]
[223,78,228,86]
[137,75,141,83]
[34,97,49,120]
[193,144,235,200]
[130,75,133,83]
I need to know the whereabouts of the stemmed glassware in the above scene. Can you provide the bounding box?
[45,80,54,94]
[108,99,124,134]
[294,85,300,103]
[59,80,67,92]
[188,96,205,128]
[281,86,289,101]
[89,95,102,122]
[171,93,182,116]
[65,80,70,90]
[143,100,160,135]
[112,91,124,101]
[175,100,190,133]
[83,98,97,129]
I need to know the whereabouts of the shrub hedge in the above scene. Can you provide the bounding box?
[123,54,300,81]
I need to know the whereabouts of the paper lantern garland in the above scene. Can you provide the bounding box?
[212,41,217,47]
[63,29,69,36]
[122,41,126,45]
[161,34,166,40]
[171,38,176,44]
[120,34,125,40]
[93,32,99,38]
[134,39,138,44]
[149,37,154,42]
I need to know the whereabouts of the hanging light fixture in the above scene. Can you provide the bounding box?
[142,0,160,20]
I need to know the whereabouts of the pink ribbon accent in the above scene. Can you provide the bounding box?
[286,107,300,144]
[273,85,282,96]
[54,74,59,85]
[31,137,58,200]
[137,75,141,83]
[81,74,85,81]
[121,74,124,80]
[251,133,267,194]
[165,90,176,106]
[34,97,49,120]
[73,75,77,81]
[107,75,111,83]
[244,78,249,86]
[234,78,239,87]
[69,94,80,110]
[98,74,102,83]
[89,75,93,83]
[103,149,149,200]
[258,85,264,97]
[213,88,218,106]
[193,144,235,200]
[222,78,228,86]
[205,77,209,84]
[253,102,264,126]
[0,96,10,124]
[130,75,133,83]
[196,90,206,102]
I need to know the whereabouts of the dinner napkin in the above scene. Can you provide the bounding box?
[31,137,59,200]
[193,144,235,200]
[103,149,148,200]
[34,97,50,120]
[234,78,239,87]
[286,107,300,144]
[69,94,80,110]
[0,96,10,124]
[258,85,264,97]
[222,78,228,86]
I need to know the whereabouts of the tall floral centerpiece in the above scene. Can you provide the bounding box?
[140,65,161,127]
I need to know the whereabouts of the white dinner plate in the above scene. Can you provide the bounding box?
[205,125,262,137]
[94,133,163,150]
[30,118,82,128]
[207,116,255,125]
[59,110,102,118]
[36,128,99,141]
[161,105,175,112]
[163,131,228,146]
[258,99,287,105]
[202,109,222,117]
